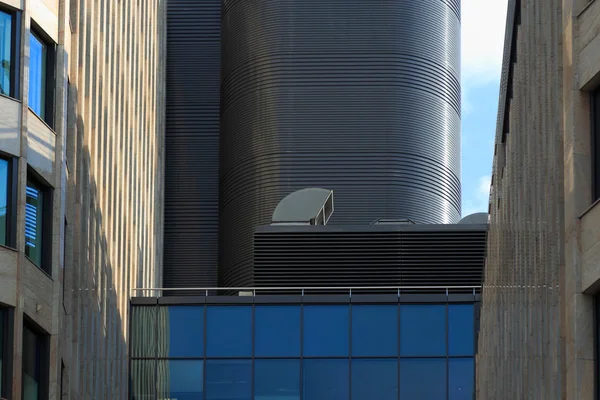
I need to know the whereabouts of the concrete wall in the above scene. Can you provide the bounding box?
[0,0,165,398]
[478,0,600,398]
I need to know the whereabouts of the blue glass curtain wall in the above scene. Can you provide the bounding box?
[130,302,477,400]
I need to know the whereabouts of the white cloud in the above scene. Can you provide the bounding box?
[461,0,509,88]
[462,175,491,216]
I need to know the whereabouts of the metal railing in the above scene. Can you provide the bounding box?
[131,286,482,297]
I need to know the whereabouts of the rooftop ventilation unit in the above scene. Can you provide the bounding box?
[271,188,334,225]
[370,218,416,225]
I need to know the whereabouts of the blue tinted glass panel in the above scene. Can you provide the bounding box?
[131,306,156,357]
[400,359,446,400]
[25,180,44,268]
[158,360,203,400]
[206,306,252,357]
[449,304,474,356]
[303,305,349,356]
[0,159,8,246]
[400,305,446,356]
[206,360,251,400]
[352,305,397,356]
[130,360,155,399]
[351,359,397,400]
[255,306,300,356]
[255,360,300,400]
[28,33,46,119]
[303,359,349,400]
[158,306,204,357]
[0,11,12,97]
[449,358,474,400]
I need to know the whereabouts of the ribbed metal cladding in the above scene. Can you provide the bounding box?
[253,225,486,289]
[164,0,221,290]
[220,0,462,287]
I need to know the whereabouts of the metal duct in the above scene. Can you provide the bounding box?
[220,0,462,286]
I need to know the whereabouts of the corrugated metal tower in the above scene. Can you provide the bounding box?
[219,0,462,286]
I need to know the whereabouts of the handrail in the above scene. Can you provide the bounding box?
[131,286,482,297]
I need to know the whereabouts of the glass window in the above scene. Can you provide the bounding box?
[303,359,349,400]
[130,306,156,358]
[593,89,600,202]
[206,306,252,357]
[400,304,446,356]
[449,358,474,400]
[205,360,251,400]
[0,10,12,97]
[158,306,204,357]
[158,360,204,400]
[303,305,349,356]
[400,358,446,400]
[130,360,155,400]
[351,359,397,400]
[22,325,45,400]
[0,309,4,397]
[352,305,397,356]
[255,306,300,357]
[0,158,8,246]
[449,304,474,356]
[25,178,45,269]
[255,359,300,400]
[29,32,47,119]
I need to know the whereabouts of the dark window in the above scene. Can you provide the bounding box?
[351,359,397,400]
[0,6,19,98]
[0,157,9,246]
[0,308,5,397]
[592,89,600,202]
[157,360,204,400]
[302,359,349,400]
[449,304,474,356]
[254,305,300,356]
[400,305,446,356]
[352,305,398,356]
[400,358,446,400]
[130,306,156,358]
[206,306,252,357]
[254,359,300,400]
[22,323,48,400]
[29,27,55,127]
[449,358,475,400]
[205,360,251,400]
[158,306,204,357]
[303,305,349,357]
[25,174,51,273]
[130,360,155,400]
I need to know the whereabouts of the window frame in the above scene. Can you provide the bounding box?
[0,155,17,249]
[28,22,55,129]
[592,89,600,203]
[25,170,53,275]
[22,318,49,400]
[0,306,14,399]
[0,4,21,99]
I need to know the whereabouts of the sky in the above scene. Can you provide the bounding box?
[460,0,509,216]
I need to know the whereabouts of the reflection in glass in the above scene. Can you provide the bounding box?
[352,305,397,356]
[0,159,8,245]
[130,306,156,358]
[303,359,348,400]
[351,359,397,400]
[255,306,300,356]
[400,304,446,356]
[22,326,42,400]
[206,306,252,357]
[255,359,300,400]
[130,360,155,400]
[25,179,44,267]
[303,305,349,356]
[449,304,474,355]
[449,358,474,400]
[0,11,11,96]
[400,358,446,400]
[29,32,47,118]
[158,306,204,357]
[158,360,204,400]
[205,359,252,400]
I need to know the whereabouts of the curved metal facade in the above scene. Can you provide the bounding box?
[220,0,461,286]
